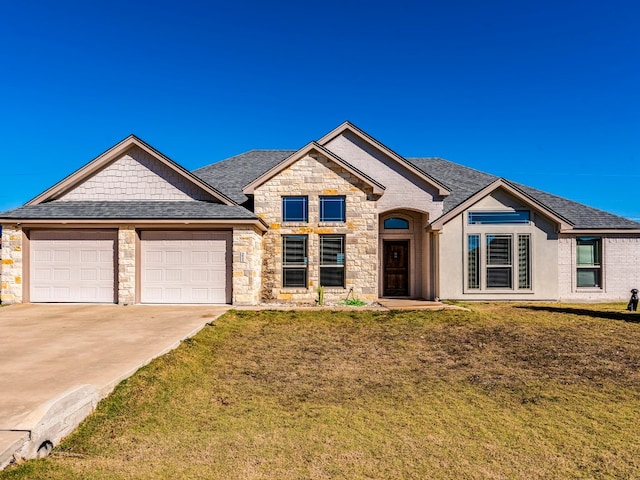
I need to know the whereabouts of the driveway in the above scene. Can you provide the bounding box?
[0,303,230,468]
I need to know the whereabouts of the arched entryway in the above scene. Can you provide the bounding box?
[379,210,432,298]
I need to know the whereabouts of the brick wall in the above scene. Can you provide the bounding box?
[559,234,640,301]
[255,153,378,304]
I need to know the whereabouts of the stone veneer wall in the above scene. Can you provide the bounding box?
[558,235,640,301]
[1,225,23,304]
[254,153,378,304]
[118,226,136,304]
[60,146,214,201]
[232,226,263,305]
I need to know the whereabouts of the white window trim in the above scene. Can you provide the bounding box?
[463,232,534,294]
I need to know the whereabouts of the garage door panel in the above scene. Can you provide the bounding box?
[140,230,231,304]
[30,230,116,303]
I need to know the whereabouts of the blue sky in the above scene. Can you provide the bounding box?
[1,0,638,220]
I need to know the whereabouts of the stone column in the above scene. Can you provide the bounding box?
[117,226,136,304]
[233,226,263,305]
[1,225,23,304]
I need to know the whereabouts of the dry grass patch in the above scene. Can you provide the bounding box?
[2,304,639,479]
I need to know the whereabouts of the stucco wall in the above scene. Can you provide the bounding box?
[255,153,378,304]
[324,132,444,218]
[559,235,640,301]
[437,190,559,300]
[60,146,214,202]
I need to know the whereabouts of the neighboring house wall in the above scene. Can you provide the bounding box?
[59,146,214,201]
[255,153,378,304]
[0,225,23,304]
[437,190,559,300]
[558,235,640,301]
[324,132,444,217]
[232,226,263,305]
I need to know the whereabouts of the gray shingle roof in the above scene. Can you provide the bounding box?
[192,150,640,230]
[0,201,257,220]
[193,150,295,205]
[408,157,640,229]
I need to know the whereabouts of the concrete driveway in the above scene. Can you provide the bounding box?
[0,303,230,468]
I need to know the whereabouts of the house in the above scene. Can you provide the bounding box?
[2,122,639,305]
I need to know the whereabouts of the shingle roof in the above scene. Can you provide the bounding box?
[408,157,640,229]
[193,150,295,205]
[0,201,257,220]
[191,150,640,230]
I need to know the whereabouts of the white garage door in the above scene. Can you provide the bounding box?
[30,230,117,303]
[140,230,231,304]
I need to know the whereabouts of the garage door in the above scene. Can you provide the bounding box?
[30,230,117,303]
[140,231,231,304]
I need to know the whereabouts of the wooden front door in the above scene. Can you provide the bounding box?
[383,240,409,296]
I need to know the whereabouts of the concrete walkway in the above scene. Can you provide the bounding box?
[0,303,229,469]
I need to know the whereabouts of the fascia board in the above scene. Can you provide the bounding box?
[429,179,573,231]
[317,121,451,196]
[26,135,236,206]
[1,218,269,231]
[242,142,385,195]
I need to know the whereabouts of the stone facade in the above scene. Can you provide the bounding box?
[60,146,214,202]
[0,225,23,304]
[232,226,263,305]
[254,153,378,304]
[117,226,136,304]
[559,235,640,301]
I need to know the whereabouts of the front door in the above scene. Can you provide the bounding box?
[383,240,409,296]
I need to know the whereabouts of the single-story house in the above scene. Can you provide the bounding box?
[2,122,639,305]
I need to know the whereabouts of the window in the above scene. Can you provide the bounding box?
[319,196,346,222]
[518,234,531,289]
[282,196,308,222]
[384,217,410,229]
[468,234,480,289]
[283,235,307,287]
[468,211,530,225]
[576,237,601,288]
[320,235,345,287]
[486,234,512,288]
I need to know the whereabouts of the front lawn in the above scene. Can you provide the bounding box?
[2,304,639,479]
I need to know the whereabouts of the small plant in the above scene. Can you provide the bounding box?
[341,298,367,307]
[340,287,366,306]
[317,286,325,306]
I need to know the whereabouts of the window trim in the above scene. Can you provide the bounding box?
[282,196,308,223]
[282,235,308,288]
[319,196,346,223]
[319,234,346,288]
[576,237,602,289]
[384,217,410,230]
[486,234,513,289]
[468,210,531,225]
[464,233,533,293]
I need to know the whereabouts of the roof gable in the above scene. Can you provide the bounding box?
[27,135,236,206]
[429,178,573,231]
[242,142,385,195]
[318,121,451,196]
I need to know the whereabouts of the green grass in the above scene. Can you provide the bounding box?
[2,304,639,479]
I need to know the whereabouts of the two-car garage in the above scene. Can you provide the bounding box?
[28,230,231,304]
